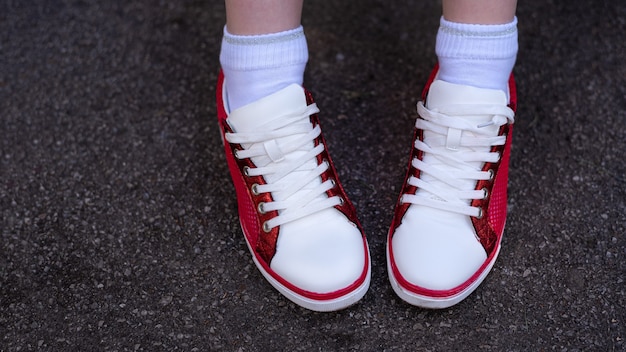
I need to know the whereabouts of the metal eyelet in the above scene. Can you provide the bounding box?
[482,187,489,200]
[233,150,240,159]
[251,183,260,196]
[243,166,251,177]
[329,178,336,187]
[257,202,266,214]
[262,221,271,233]
[475,208,484,219]
[487,169,495,181]
[338,197,345,205]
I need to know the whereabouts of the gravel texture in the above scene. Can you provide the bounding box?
[1,0,624,351]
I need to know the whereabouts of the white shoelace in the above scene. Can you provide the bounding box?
[225,104,342,231]
[401,102,515,217]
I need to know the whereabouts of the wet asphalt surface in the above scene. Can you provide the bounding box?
[1,0,625,351]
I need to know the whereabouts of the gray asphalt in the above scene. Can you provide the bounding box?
[1,0,624,351]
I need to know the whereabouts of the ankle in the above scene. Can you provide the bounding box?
[219,26,309,111]
[435,17,518,92]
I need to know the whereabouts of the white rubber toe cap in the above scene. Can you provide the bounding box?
[392,205,486,290]
[270,208,366,294]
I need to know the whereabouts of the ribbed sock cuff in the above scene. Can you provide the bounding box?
[436,17,518,61]
[220,26,309,72]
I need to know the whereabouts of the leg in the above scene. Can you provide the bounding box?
[225,0,303,35]
[442,0,517,24]
[220,0,307,110]
[437,0,519,92]
[217,1,371,311]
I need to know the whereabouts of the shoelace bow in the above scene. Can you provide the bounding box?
[401,102,515,217]
[225,104,342,232]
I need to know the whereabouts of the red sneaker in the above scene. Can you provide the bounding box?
[216,71,371,311]
[387,67,517,308]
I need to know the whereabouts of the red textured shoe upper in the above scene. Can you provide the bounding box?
[388,65,517,297]
[216,71,369,300]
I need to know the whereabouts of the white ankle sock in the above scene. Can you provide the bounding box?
[436,17,518,93]
[219,26,309,111]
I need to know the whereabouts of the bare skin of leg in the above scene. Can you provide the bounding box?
[225,0,304,35]
[443,0,517,24]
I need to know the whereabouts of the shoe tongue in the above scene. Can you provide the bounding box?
[418,80,508,201]
[426,80,507,110]
[225,83,319,195]
[227,84,307,133]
